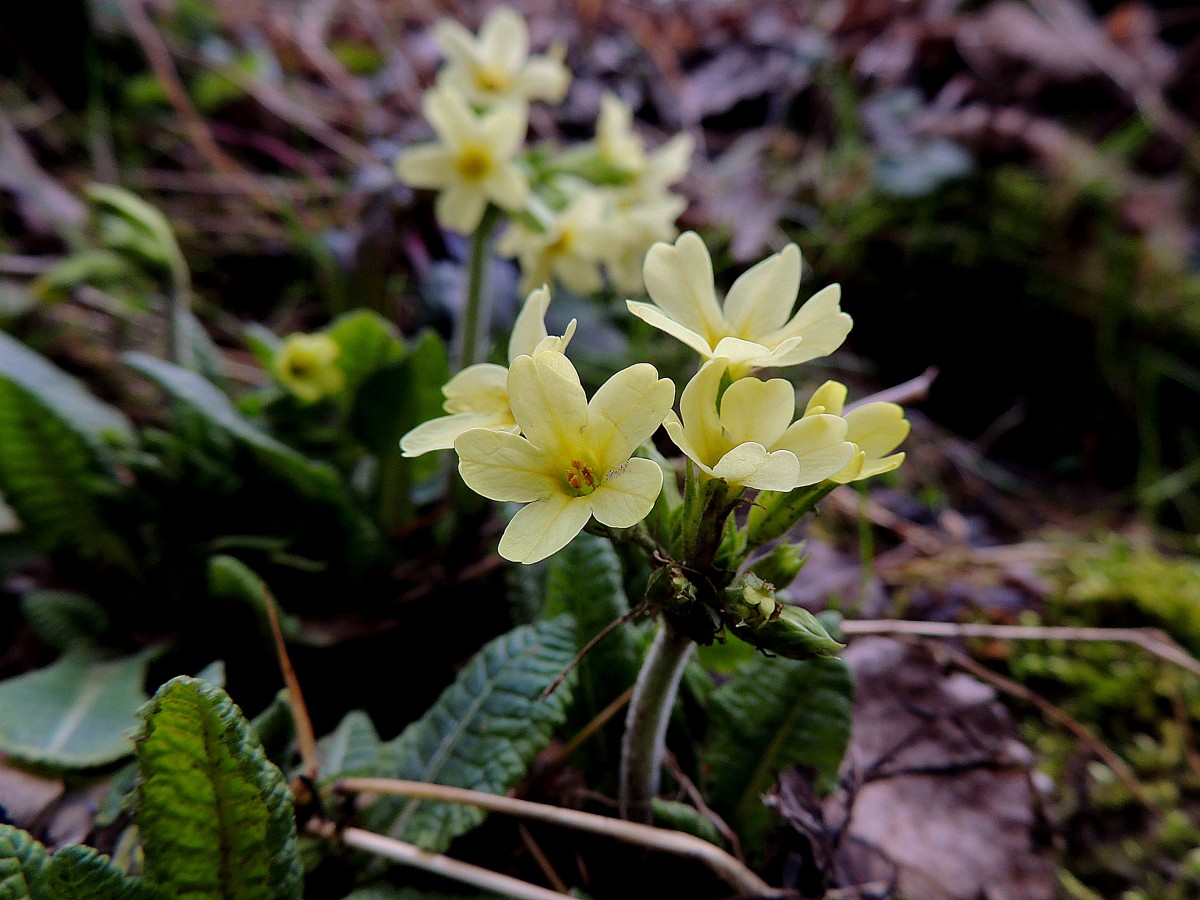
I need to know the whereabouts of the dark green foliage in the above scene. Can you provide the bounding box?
[366,618,578,852]
[42,845,163,900]
[317,710,382,782]
[0,647,158,768]
[0,332,133,565]
[135,676,303,899]
[703,655,853,852]
[19,590,110,651]
[0,823,49,900]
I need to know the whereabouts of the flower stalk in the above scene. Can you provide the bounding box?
[458,204,501,370]
[618,619,695,823]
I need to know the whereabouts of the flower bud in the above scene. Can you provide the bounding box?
[749,541,807,590]
[723,574,843,660]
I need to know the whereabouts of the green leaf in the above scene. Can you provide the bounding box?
[0,332,134,563]
[19,590,110,651]
[325,310,406,394]
[703,655,853,852]
[123,352,340,497]
[543,534,641,728]
[0,823,49,899]
[649,799,726,848]
[368,618,578,851]
[136,676,303,900]
[207,554,302,642]
[317,710,381,783]
[242,323,282,371]
[42,845,162,900]
[0,647,159,768]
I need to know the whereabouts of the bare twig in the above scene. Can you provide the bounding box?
[846,366,939,411]
[335,777,778,897]
[310,821,564,900]
[840,620,1200,680]
[117,0,256,185]
[663,750,743,859]
[261,585,318,780]
[517,823,569,894]
[544,683,635,773]
[540,602,649,700]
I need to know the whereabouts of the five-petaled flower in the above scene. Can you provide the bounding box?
[628,232,852,375]
[394,85,529,234]
[664,360,855,491]
[498,191,612,294]
[454,349,674,564]
[274,333,344,403]
[401,287,575,457]
[804,381,909,483]
[434,6,570,108]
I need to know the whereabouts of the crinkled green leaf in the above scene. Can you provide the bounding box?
[19,590,109,652]
[122,352,339,498]
[0,823,48,899]
[0,647,159,768]
[703,655,853,852]
[368,618,577,851]
[650,799,726,848]
[317,710,381,783]
[0,334,133,564]
[42,844,162,900]
[207,555,302,642]
[135,676,302,900]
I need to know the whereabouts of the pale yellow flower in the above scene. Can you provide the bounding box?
[601,192,686,295]
[498,190,611,294]
[594,93,693,202]
[804,381,909,483]
[664,360,854,491]
[395,85,528,233]
[400,287,575,456]
[274,333,344,403]
[455,349,674,564]
[434,6,569,108]
[627,232,852,374]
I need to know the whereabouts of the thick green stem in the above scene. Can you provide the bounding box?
[619,620,695,823]
[457,205,500,370]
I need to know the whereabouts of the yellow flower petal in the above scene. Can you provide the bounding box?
[423,85,477,150]
[394,145,456,188]
[436,181,488,233]
[514,56,571,103]
[804,380,847,417]
[663,413,715,478]
[771,414,855,485]
[722,244,800,339]
[508,286,551,361]
[642,231,725,340]
[401,412,516,457]
[589,457,663,528]
[498,493,594,564]
[479,104,528,159]
[455,428,555,502]
[762,284,852,365]
[676,360,725,466]
[719,376,795,447]
[712,444,801,491]
[443,363,510,412]
[479,6,528,73]
[626,301,712,358]
[507,350,587,460]
[844,402,910,459]
[586,363,674,470]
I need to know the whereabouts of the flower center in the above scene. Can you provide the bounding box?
[474,67,511,93]
[546,228,574,257]
[564,458,600,496]
[455,146,493,182]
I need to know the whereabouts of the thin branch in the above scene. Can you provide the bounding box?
[517,823,569,894]
[840,620,1200,680]
[312,822,564,900]
[335,777,778,898]
[540,602,649,701]
[261,585,318,780]
[846,366,938,411]
[544,683,635,772]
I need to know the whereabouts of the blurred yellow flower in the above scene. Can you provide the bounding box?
[600,192,686,295]
[401,286,575,456]
[498,191,611,294]
[434,6,569,108]
[395,85,528,233]
[594,93,693,202]
[274,333,344,403]
[664,360,854,491]
[804,381,909,483]
[455,349,674,564]
[628,232,852,374]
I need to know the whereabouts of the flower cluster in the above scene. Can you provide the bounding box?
[404,231,910,566]
[394,6,691,294]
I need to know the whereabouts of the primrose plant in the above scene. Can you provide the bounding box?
[392,5,910,825]
[403,229,909,822]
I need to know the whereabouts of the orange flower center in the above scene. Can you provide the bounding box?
[564,458,599,496]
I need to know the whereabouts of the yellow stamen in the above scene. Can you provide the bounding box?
[455,146,493,181]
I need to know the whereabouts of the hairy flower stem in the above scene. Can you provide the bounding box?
[619,619,695,823]
[457,205,501,370]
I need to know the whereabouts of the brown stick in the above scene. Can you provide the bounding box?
[261,585,318,781]
[335,777,778,897]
